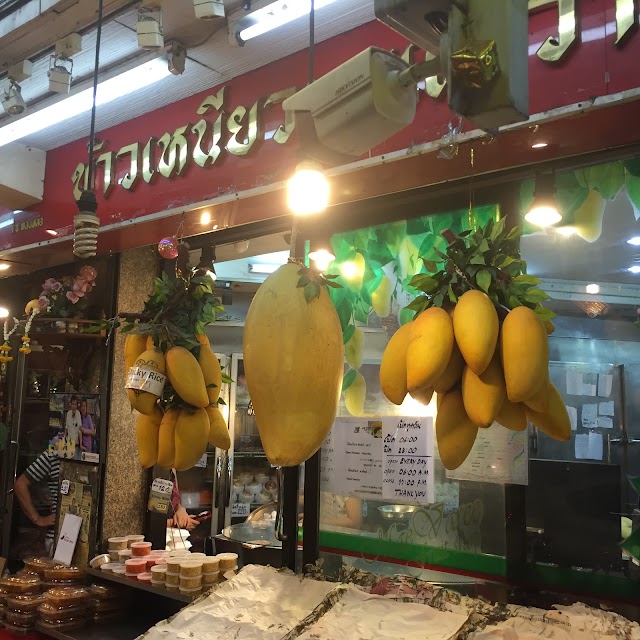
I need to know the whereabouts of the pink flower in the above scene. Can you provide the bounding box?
[79,266,97,282]
[51,281,62,292]
[66,291,80,304]
[72,278,91,295]
[43,277,58,293]
[38,296,49,308]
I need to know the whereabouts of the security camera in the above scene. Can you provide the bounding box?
[282,47,429,162]
[2,81,26,116]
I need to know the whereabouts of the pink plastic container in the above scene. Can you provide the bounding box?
[130,542,152,557]
[137,573,152,584]
[124,558,147,575]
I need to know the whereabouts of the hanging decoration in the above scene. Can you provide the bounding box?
[157,236,180,259]
[0,317,20,365]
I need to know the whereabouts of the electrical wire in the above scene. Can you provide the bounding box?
[86,0,104,191]
[308,0,315,84]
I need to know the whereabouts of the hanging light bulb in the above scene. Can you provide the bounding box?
[309,248,335,271]
[74,190,100,258]
[525,173,562,227]
[287,161,329,216]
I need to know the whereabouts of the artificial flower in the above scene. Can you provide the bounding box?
[79,266,97,282]
[66,291,80,304]
[38,296,49,308]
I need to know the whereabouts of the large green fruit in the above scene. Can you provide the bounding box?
[243,263,344,466]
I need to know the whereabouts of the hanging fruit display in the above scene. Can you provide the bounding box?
[111,242,232,469]
[243,261,344,467]
[380,217,570,470]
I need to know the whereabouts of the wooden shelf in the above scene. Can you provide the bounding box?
[86,568,192,603]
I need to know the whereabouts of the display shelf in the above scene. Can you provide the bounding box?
[234,451,268,458]
[86,568,192,603]
[35,615,157,640]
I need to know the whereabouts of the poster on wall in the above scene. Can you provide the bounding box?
[48,394,101,463]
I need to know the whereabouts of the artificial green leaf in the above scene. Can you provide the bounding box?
[508,296,522,309]
[470,254,486,265]
[478,239,490,253]
[343,323,356,345]
[514,274,542,286]
[304,282,318,302]
[298,275,310,287]
[626,173,640,220]
[432,292,444,308]
[336,298,353,332]
[405,296,429,313]
[447,285,457,303]
[476,270,491,293]
[354,299,371,324]
[533,305,556,321]
[524,288,551,303]
[342,369,357,392]
[490,216,506,241]
[423,260,439,273]
[624,158,640,177]
[221,372,234,384]
[505,227,520,241]
[409,274,438,293]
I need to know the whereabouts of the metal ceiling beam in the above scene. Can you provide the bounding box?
[542,279,640,305]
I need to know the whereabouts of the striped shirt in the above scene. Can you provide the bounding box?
[24,451,60,539]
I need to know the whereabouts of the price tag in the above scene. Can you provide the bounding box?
[195,453,207,468]
[231,503,250,517]
[126,367,166,396]
[60,480,70,495]
[148,478,173,514]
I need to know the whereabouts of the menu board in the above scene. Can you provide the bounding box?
[382,417,434,504]
[320,418,383,500]
[321,416,434,505]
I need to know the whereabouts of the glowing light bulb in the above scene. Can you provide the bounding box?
[287,162,329,216]
[586,283,599,294]
[525,205,562,227]
[557,226,577,237]
[200,211,211,225]
[629,266,640,274]
[341,261,358,279]
[309,249,335,272]
[0,307,8,318]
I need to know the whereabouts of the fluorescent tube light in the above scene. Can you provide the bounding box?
[248,263,280,274]
[238,0,339,41]
[0,59,170,148]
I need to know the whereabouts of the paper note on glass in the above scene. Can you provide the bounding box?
[598,374,613,398]
[566,406,578,431]
[566,372,583,395]
[599,401,615,417]
[597,416,613,429]
[575,434,589,459]
[581,404,598,429]
[588,432,603,460]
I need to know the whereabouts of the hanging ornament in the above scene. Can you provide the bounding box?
[19,308,39,355]
[158,236,180,259]
[0,316,19,369]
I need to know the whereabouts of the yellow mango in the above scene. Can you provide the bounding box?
[526,383,571,442]
[166,346,209,408]
[380,323,413,405]
[136,406,162,468]
[127,348,166,416]
[410,386,434,406]
[406,307,453,393]
[205,405,230,450]
[496,399,527,431]
[25,299,40,314]
[501,306,549,403]
[436,390,478,470]
[461,355,506,428]
[453,290,499,375]
[197,334,223,404]
[174,408,210,471]
[523,379,549,413]
[372,274,392,318]
[243,263,344,467]
[124,333,149,381]
[433,341,465,393]
[345,328,364,370]
[157,407,179,469]
[345,371,366,416]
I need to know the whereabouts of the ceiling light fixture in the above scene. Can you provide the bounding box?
[525,173,562,227]
[48,56,73,94]
[0,263,10,271]
[0,307,9,318]
[556,226,577,237]
[586,283,600,294]
[236,0,338,42]
[200,210,211,225]
[529,125,548,149]
[309,248,335,271]
[287,160,329,216]
[629,266,640,274]
[2,80,27,116]
[45,229,58,236]
[0,59,170,148]
[627,236,640,246]
[137,7,164,49]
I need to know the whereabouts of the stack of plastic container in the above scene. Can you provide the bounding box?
[218,553,239,581]
[0,575,41,635]
[202,556,220,588]
[42,565,85,590]
[179,560,203,599]
[37,586,90,634]
[90,584,128,625]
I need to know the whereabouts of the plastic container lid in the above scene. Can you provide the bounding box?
[99,563,121,573]
[43,566,85,581]
[44,587,90,608]
[112,566,127,576]
[124,558,148,574]
[126,535,145,545]
[89,554,111,570]
[179,560,203,577]
[137,573,153,584]
[130,541,152,557]
[107,537,128,550]
[6,594,44,613]
[2,621,36,635]
[117,549,132,561]
[0,576,41,594]
[22,557,56,576]
[37,617,88,632]
[202,557,220,571]
[189,553,206,559]
[4,609,36,625]
[150,565,167,575]
[89,584,123,601]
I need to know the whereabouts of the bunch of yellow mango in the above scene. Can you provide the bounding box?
[125,332,230,470]
[380,289,570,470]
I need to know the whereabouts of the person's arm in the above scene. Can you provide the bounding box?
[14,472,54,528]
[323,497,362,529]
[173,505,199,530]
[82,416,96,437]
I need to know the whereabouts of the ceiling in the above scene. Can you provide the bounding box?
[0,0,375,151]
